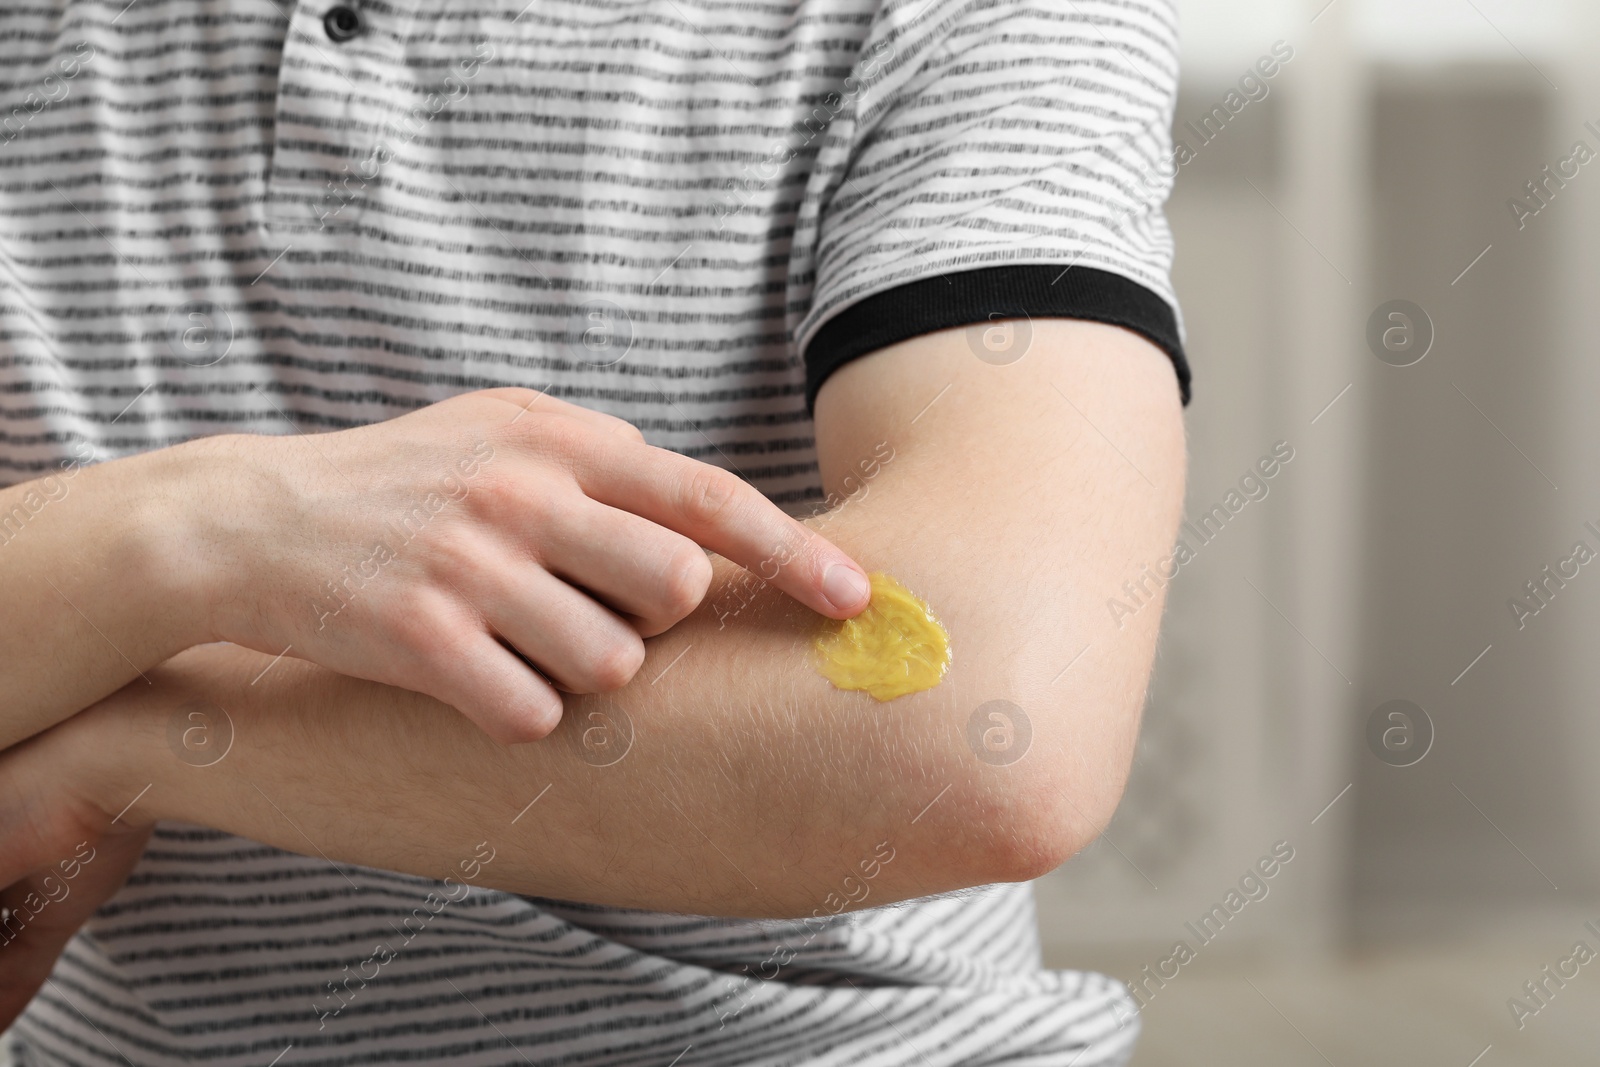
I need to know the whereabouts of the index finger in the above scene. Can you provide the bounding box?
[573,437,872,620]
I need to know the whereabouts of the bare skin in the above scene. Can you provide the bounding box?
[0,390,872,749]
[0,320,1187,1023]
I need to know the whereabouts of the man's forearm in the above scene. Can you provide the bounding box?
[84,578,987,918]
[76,321,1187,916]
[0,441,215,750]
[84,557,1039,917]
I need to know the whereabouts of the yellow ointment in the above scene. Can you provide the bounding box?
[812,572,951,700]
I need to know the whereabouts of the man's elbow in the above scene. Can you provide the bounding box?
[911,687,1144,890]
[999,756,1137,883]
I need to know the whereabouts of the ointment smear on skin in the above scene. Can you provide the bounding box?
[813,572,950,700]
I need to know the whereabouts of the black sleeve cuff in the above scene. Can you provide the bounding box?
[803,264,1190,412]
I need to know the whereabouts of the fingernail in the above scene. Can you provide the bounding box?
[822,564,871,612]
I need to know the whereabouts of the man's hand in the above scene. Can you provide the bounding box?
[186,389,871,741]
[0,723,151,1028]
[1,388,871,749]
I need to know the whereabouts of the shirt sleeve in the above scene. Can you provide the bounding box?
[790,0,1189,410]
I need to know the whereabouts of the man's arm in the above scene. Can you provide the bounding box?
[19,319,1186,917]
[0,392,871,749]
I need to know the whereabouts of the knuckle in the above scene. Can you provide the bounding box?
[386,598,444,655]
[424,522,473,565]
[608,416,647,444]
[657,544,713,618]
[459,463,517,521]
[680,465,746,529]
[424,526,497,588]
[586,633,645,692]
[526,412,590,458]
[466,466,559,531]
[389,589,477,667]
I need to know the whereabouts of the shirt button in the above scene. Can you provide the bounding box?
[323,5,364,42]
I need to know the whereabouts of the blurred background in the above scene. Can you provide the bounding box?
[1034,0,1600,1063]
[3,2,1595,1065]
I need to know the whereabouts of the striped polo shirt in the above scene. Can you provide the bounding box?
[1,0,1187,1063]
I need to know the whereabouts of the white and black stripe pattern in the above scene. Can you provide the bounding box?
[791,0,1183,356]
[2,0,1177,1061]
[16,827,1139,1066]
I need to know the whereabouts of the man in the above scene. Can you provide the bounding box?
[0,0,1189,1063]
